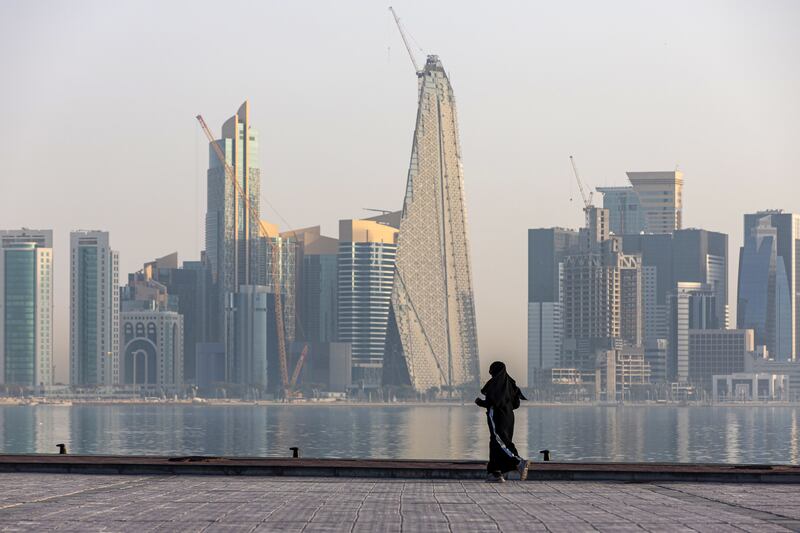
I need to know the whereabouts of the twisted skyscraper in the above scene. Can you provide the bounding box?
[384,55,480,392]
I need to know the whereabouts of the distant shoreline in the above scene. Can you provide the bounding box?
[1,398,799,408]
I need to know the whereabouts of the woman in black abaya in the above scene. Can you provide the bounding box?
[475,361,529,483]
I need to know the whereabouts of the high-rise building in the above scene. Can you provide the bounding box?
[0,229,54,388]
[622,233,673,346]
[225,285,270,391]
[626,171,684,234]
[562,240,642,371]
[562,208,643,373]
[742,210,800,360]
[120,253,189,390]
[596,186,645,236]
[673,229,728,326]
[737,215,792,359]
[147,256,212,383]
[669,282,719,383]
[337,218,397,388]
[70,231,119,387]
[383,55,480,393]
[527,228,579,382]
[205,101,261,336]
[292,226,339,344]
[596,170,683,235]
[258,221,297,345]
[622,229,729,382]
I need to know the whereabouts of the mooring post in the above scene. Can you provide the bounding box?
[56,443,67,455]
[290,447,299,458]
[539,449,550,461]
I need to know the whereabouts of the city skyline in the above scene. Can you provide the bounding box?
[2,1,799,384]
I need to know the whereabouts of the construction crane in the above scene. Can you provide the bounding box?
[196,114,307,399]
[289,344,309,390]
[389,6,421,75]
[569,155,594,209]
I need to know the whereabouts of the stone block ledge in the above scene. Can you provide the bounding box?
[0,454,798,483]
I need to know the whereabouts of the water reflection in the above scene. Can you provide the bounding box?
[0,405,799,464]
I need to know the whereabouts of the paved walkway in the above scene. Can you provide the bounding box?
[0,474,799,532]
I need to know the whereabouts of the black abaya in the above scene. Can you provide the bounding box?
[476,361,526,474]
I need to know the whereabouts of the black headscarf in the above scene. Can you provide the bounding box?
[481,361,526,409]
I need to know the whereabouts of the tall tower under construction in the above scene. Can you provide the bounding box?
[384,55,480,393]
[205,101,261,338]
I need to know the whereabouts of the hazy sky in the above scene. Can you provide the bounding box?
[1,0,799,384]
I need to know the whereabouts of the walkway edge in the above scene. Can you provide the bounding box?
[1,455,799,483]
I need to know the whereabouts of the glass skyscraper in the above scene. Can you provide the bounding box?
[70,230,119,386]
[0,229,53,388]
[738,214,792,359]
[294,226,339,344]
[596,186,645,236]
[741,210,800,361]
[205,101,261,338]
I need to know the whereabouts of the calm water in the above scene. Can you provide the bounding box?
[1,404,799,464]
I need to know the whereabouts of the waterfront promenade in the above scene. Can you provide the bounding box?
[1,473,799,532]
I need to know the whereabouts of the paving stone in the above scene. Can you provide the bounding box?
[1,474,800,531]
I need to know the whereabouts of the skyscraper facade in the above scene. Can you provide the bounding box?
[337,218,397,388]
[205,101,261,333]
[737,214,792,359]
[148,256,212,383]
[527,228,579,382]
[626,171,684,234]
[673,229,728,327]
[384,55,480,393]
[688,329,753,392]
[0,229,53,388]
[742,210,800,360]
[120,254,187,391]
[596,186,645,236]
[622,233,673,346]
[293,226,339,344]
[259,221,297,344]
[669,282,719,383]
[562,237,642,372]
[121,311,183,391]
[70,230,119,387]
[225,285,270,391]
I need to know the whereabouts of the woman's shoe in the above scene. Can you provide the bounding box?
[486,472,505,483]
[517,459,530,481]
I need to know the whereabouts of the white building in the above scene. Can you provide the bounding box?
[0,229,54,388]
[338,219,398,389]
[70,231,119,387]
[121,310,183,390]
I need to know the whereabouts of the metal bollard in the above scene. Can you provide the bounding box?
[539,449,550,461]
[56,443,67,455]
[290,447,299,458]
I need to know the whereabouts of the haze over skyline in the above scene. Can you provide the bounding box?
[1,0,799,384]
